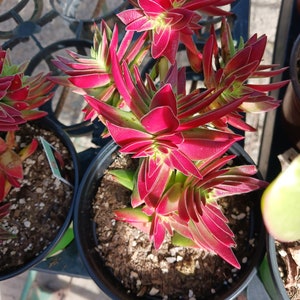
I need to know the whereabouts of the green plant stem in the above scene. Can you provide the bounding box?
[158,57,169,82]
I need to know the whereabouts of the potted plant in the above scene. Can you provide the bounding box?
[260,153,300,299]
[259,16,300,298]
[51,0,288,298]
[0,48,79,280]
[74,139,267,299]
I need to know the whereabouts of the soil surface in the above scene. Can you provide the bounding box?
[0,121,74,275]
[276,240,300,299]
[93,152,263,300]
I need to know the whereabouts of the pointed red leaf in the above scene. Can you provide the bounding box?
[106,122,152,152]
[201,204,235,246]
[19,139,38,161]
[167,150,202,178]
[189,220,240,268]
[68,73,111,88]
[156,183,181,215]
[179,128,242,160]
[0,148,23,179]
[127,17,154,32]
[117,9,145,25]
[150,84,177,114]
[114,208,151,235]
[247,80,290,92]
[141,106,179,134]
[178,188,190,222]
[151,214,166,249]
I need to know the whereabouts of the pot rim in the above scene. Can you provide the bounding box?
[265,234,290,300]
[0,116,80,281]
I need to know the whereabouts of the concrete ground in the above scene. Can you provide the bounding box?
[0,0,282,299]
[0,270,111,300]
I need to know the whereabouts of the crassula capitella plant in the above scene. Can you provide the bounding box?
[50,0,288,268]
[0,48,54,206]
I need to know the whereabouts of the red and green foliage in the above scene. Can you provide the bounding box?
[50,21,149,120]
[0,48,53,239]
[0,131,38,202]
[51,1,287,268]
[0,48,55,131]
[202,18,289,131]
[118,0,233,72]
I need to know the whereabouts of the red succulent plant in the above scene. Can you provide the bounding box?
[51,0,288,268]
[113,153,268,268]
[202,19,289,131]
[117,0,234,72]
[0,131,38,202]
[0,48,54,240]
[50,20,149,120]
[0,131,37,240]
[0,48,55,131]
[86,62,244,181]
[85,59,270,267]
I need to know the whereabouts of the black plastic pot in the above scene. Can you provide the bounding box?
[259,235,290,300]
[74,140,266,300]
[0,116,80,281]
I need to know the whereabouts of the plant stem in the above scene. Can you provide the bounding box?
[158,57,169,82]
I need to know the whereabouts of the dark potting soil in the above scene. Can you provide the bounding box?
[0,122,74,274]
[276,240,300,299]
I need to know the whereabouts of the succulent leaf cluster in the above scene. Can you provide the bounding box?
[0,48,53,229]
[51,0,287,268]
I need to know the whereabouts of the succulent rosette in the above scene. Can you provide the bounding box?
[50,20,149,120]
[113,153,268,268]
[86,60,244,180]
[202,19,289,131]
[0,48,55,131]
[85,59,270,267]
[0,48,53,213]
[117,0,234,72]
[51,1,289,268]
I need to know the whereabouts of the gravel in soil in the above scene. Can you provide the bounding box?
[276,240,300,299]
[0,122,74,274]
